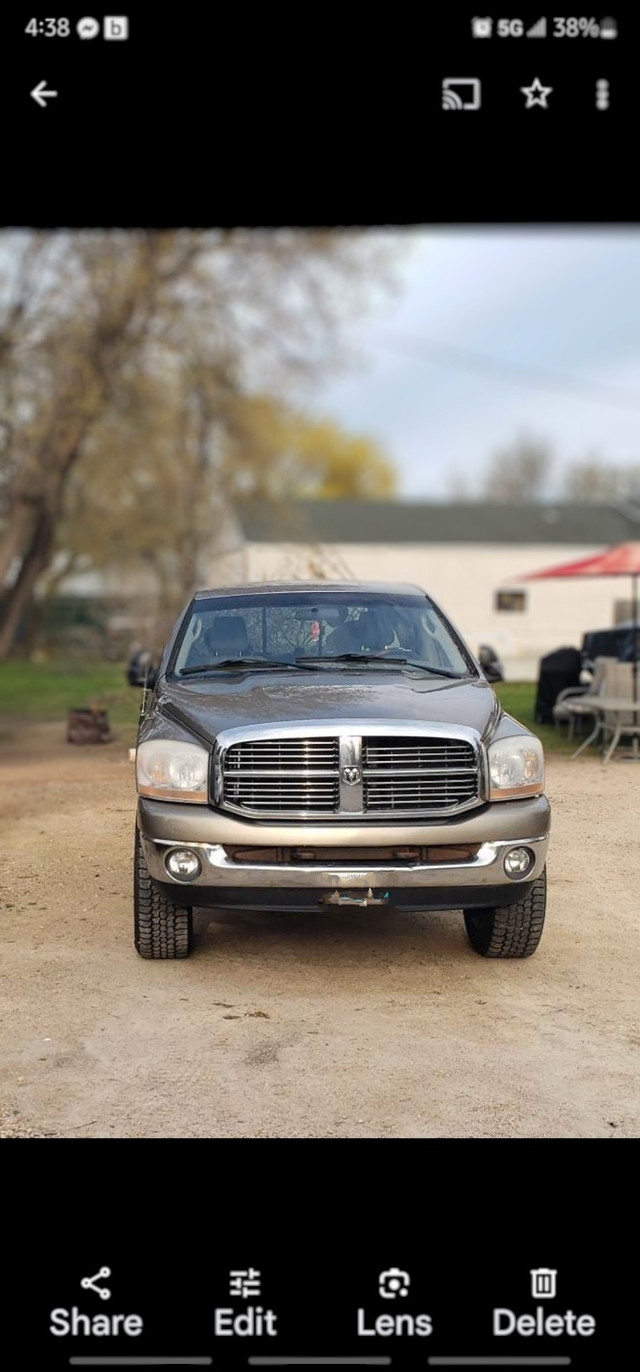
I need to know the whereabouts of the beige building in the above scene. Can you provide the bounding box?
[209,499,640,681]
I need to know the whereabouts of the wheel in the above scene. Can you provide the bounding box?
[134,827,193,959]
[463,868,547,958]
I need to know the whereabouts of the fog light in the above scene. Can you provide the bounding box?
[504,846,534,879]
[165,848,201,881]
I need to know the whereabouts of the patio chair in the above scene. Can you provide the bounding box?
[600,661,640,762]
[553,656,615,739]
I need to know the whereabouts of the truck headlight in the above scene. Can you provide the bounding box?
[136,739,209,803]
[487,735,544,800]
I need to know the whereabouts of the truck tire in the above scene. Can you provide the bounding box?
[134,827,193,959]
[463,868,547,958]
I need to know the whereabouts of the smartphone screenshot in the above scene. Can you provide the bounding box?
[2,4,637,1367]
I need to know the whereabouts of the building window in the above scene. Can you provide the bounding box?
[495,589,527,613]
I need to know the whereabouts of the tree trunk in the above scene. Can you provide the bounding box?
[0,427,87,659]
[0,507,55,659]
[0,496,40,588]
[0,244,161,656]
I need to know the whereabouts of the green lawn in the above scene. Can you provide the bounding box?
[0,659,574,755]
[494,682,577,755]
[0,659,141,728]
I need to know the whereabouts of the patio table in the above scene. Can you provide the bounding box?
[570,696,640,763]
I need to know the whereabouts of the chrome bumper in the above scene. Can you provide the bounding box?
[139,832,549,890]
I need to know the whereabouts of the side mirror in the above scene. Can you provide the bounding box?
[478,645,503,682]
[127,652,158,689]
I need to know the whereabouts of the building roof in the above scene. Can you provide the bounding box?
[235,498,640,546]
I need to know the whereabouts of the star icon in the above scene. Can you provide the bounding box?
[520,77,553,108]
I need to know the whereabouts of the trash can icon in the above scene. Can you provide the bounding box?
[530,1268,557,1299]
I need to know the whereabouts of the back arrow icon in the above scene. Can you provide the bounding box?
[31,80,58,108]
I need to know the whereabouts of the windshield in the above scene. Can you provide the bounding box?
[170,591,476,678]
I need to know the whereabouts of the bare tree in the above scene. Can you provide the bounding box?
[480,436,553,502]
[54,377,396,631]
[562,457,640,502]
[0,229,396,659]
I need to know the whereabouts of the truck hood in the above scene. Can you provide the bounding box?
[153,669,500,745]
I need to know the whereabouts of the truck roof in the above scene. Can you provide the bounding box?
[193,581,426,599]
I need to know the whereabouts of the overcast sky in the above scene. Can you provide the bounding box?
[314,230,640,499]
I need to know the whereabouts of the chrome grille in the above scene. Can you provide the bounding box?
[217,728,481,820]
[222,736,341,815]
[224,775,340,814]
[364,776,478,811]
[226,738,339,772]
[363,735,478,813]
[364,738,475,769]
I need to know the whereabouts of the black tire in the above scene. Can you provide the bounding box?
[134,827,193,959]
[463,868,547,958]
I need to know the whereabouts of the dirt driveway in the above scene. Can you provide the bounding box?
[1,720,638,1138]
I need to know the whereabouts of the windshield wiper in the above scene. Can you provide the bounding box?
[295,653,464,679]
[179,658,311,676]
[296,652,404,666]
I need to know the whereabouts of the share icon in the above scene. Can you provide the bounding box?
[80,1267,111,1300]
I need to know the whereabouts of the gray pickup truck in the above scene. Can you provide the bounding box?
[132,582,550,960]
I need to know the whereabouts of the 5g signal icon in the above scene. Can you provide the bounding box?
[442,78,482,110]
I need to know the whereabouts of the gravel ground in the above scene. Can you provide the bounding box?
[1,720,639,1138]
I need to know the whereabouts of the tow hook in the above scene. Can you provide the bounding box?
[319,888,391,907]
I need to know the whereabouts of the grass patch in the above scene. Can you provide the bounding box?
[495,682,577,755]
[0,658,141,728]
[0,660,575,755]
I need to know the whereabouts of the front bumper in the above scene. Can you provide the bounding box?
[138,795,550,893]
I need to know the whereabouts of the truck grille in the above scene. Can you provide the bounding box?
[226,738,339,772]
[363,736,478,813]
[217,729,482,820]
[223,737,340,814]
[224,844,481,865]
[223,776,340,814]
[363,738,475,769]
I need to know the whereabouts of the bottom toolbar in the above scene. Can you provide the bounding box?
[36,1260,614,1371]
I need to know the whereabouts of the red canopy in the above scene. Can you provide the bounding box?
[521,541,640,580]
[518,540,640,703]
